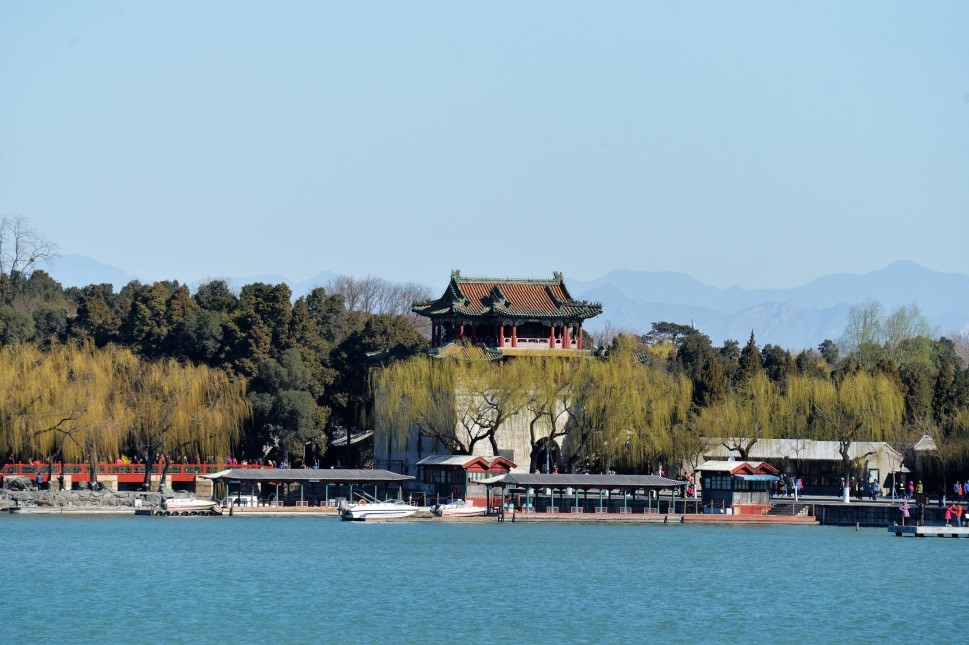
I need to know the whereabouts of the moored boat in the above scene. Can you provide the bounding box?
[431,498,486,518]
[160,496,221,515]
[338,498,418,521]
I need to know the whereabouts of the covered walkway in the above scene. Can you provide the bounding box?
[480,473,689,515]
[202,468,414,507]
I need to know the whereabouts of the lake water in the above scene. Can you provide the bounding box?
[0,515,957,643]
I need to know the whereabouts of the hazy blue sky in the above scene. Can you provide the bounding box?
[1,2,966,289]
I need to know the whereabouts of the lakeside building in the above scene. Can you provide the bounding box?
[697,461,780,514]
[703,438,907,496]
[373,271,602,477]
[415,454,516,504]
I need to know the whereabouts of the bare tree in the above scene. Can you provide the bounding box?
[0,215,60,280]
[949,332,969,366]
[326,274,431,335]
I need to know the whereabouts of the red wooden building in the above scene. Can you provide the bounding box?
[416,454,516,504]
[412,270,602,352]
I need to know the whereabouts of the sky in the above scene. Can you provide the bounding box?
[1,2,967,290]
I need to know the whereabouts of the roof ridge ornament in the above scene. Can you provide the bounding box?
[486,284,512,310]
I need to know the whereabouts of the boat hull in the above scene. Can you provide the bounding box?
[431,500,487,518]
[340,503,418,521]
[437,507,487,518]
[160,498,220,513]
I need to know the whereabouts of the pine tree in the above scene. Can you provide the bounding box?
[735,331,762,387]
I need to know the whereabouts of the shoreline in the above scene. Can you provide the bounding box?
[6,505,818,525]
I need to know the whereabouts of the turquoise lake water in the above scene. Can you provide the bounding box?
[0,515,959,644]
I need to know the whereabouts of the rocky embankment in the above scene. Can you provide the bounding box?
[0,475,164,510]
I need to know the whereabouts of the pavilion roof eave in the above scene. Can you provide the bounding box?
[477,473,687,490]
[419,308,601,321]
[200,468,414,484]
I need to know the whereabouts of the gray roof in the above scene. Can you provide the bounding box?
[201,468,413,483]
[417,455,483,467]
[478,473,686,489]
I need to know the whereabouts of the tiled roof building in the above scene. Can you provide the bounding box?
[413,270,602,352]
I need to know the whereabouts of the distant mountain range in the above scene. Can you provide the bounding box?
[568,261,969,349]
[40,256,969,351]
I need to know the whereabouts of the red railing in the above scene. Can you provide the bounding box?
[1,462,264,483]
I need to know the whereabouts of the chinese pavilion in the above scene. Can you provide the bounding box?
[412,270,602,352]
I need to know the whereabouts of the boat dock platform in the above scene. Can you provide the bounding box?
[888,525,969,538]
[497,511,817,525]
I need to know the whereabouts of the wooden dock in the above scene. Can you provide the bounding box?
[889,525,969,538]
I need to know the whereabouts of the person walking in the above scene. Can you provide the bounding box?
[899,500,910,526]
[954,481,962,502]
[907,480,915,500]
[869,480,878,501]
[955,503,965,528]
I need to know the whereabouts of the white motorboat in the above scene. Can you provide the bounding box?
[160,496,221,515]
[338,498,418,521]
[431,499,486,518]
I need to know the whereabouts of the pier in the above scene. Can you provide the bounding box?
[888,525,969,538]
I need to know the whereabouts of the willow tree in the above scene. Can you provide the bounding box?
[458,357,531,456]
[520,355,583,471]
[374,355,459,453]
[126,358,250,491]
[566,342,690,473]
[697,372,786,460]
[0,343,134,487]
[918,412,969,491]
[794,371,904,498]
[374,349,530,456]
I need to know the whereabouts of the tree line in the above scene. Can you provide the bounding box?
[377,308,969,481]
[0,218,429,469]
[1,217,967,481]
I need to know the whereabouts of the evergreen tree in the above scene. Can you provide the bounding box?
[735,331,762,386]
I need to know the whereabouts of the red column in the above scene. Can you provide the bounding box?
[563,324,571,349]
[459,324,465,338]
[499,324,505,348]
[511,325,517,348]
[549,324,555,348]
